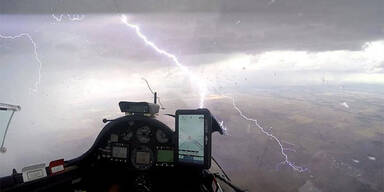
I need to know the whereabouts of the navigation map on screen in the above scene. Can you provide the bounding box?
[178,114,204,164]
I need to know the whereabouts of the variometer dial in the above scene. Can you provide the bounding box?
[155,129,169,143]
[121,130,133,141]
[136,126,151,143]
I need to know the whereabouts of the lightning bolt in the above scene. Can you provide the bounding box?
[52,14,64,22]
[1,14,84,93]
[67,14,85,21]
[0,33,42,92]
[231,97,307,172]
[119,14,306,172]
[120,15,207,108]
[52,14,85,22]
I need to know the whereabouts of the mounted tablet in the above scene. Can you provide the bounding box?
[175,108,212,169]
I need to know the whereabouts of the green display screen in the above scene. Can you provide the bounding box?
[157,150,174,163]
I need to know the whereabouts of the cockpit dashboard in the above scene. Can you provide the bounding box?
[96,116,175,171]
[0,107,238,192]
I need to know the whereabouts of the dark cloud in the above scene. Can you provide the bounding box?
[0,2,383,78]
[2,0,382,15]
[1,0,220,14]
[2,0,383,54]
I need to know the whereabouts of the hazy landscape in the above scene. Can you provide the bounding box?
[207,86,384,192]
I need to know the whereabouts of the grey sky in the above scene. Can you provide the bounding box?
[1,0,383,52]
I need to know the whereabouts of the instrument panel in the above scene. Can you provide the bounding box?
[96,119,174,171]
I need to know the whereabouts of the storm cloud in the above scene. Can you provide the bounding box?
[1,0,383,53]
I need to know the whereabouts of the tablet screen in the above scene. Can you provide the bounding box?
[177,114,205,164]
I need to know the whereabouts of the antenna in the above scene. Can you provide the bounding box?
[142,78,165,109]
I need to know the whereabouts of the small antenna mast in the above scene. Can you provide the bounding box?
[142,78,165,109]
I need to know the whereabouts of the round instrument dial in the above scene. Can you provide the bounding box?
[121,130,133,141]
[136,126,151,143]
[155,129,169,143]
